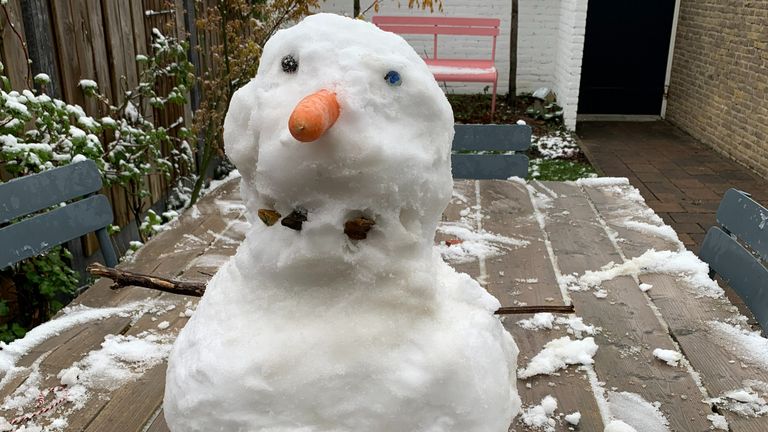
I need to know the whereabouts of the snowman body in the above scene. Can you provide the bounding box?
[164,14,520,431]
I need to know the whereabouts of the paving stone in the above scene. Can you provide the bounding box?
[577,120,768,253]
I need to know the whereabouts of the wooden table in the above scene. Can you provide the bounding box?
[1,178,766,431]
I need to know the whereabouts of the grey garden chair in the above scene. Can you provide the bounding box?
[451,124,531,179]
[699,188,768,332]
[0,160,118,269]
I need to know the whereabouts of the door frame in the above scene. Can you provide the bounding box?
[660,0,681,118]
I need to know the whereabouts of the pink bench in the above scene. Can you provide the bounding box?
[372,16,501,118]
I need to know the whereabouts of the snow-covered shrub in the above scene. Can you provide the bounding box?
[0,29,194,341]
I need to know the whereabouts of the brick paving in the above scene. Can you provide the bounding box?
[577,120,768,254]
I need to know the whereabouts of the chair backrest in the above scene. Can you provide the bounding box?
[700,188,768,331]
[371,16,499,61]
[0,160,118,269]
[451,124,531,179]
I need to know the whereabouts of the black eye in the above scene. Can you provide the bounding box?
[281,55,298,73]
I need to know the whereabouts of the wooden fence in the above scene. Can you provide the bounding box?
[0,0,204,240]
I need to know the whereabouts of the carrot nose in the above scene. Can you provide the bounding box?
[288,89,340,142]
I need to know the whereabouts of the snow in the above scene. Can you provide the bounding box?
[566,249,723,298]
[639,283,652,292]
[69,332,173,390]
[533,133,580,160]
[520,395,558,431]
[517,313,596,338]
[33,73,50,84]
[1,330,175,430]
[71,154,87,163]
[0,301,163,374]
[604,420,638,432]
[606,391,669,431]
[165,13,520,432]
[157,321,171,330]
[573,177,630,187]
[518,313,554,331]
[518,337,598,379]
[709,321,768,370]
[652,348,682,367]
[564,411,581,426]
[707,413,729,430]
[706,384,768,417]
[78,79,98,90]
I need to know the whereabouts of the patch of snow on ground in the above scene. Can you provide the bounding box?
[652,348,682,367]
[65,332,174,390]
[706,384,768,417]
[709,321,768,370]
[567,249,723,298]
[607,391,669,432]
[520,395,558,431]
[0,301,164,374]
[707,413,729,430]
[556,316,597,338]
[518,337,598,379]
[436,221,529,264]
[620,220,680,244]
[532,134,580,160]
[564,411,581,426]
[604,420,638,432]
[0,330,176,430]
[517,314,597,338]
[518,313,555,331]
[572,177,630,187]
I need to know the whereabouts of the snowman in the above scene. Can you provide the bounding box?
[164,13,520,431]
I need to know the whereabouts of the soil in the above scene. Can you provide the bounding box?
[446,93,560,136]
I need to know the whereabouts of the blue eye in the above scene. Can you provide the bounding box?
[384,70,402,87]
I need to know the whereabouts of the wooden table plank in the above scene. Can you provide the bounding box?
[582,180,768,431]
[478,180,604,431]
[535,181,713,431]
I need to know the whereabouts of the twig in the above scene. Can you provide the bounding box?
[88,264,575,316]
[494,305,575,315]
[87,263,205,296]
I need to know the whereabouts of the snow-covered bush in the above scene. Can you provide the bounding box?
[0,29,194,237]
[0,29,194,341]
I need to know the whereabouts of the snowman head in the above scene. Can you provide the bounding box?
[225,13,454,252]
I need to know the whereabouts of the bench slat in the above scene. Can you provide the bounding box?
[375,24,499,37]
[453,124,532,152]
[716,188,768,261]
[0,194,114,269]
[451,154,528,180]
[0,160,103,223]
[372,16,500,28]
[700,226,768,331]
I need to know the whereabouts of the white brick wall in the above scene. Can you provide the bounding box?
[552,0,588,129]
[315,1,587,129]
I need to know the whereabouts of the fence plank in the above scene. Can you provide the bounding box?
[20,0,62,97]
[85,0,113,103]
[0,0,29,90]
[49,1,84,106]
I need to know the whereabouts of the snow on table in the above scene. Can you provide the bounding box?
[0,177,766,432]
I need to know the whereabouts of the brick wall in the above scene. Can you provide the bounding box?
[315,1,588,129]
[666,0,768,179]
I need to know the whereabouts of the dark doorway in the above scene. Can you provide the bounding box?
[578,1,677,115]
